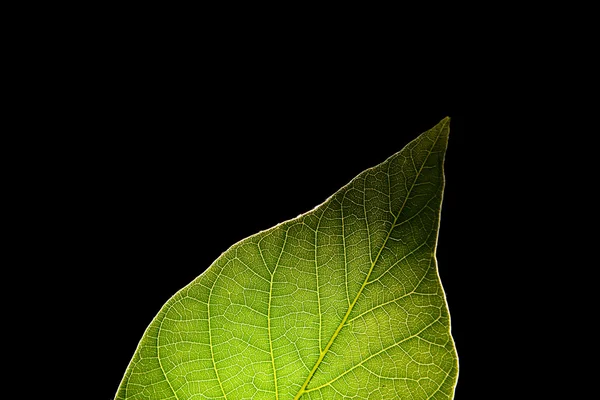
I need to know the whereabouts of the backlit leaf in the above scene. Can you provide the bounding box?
[116,118,458,399]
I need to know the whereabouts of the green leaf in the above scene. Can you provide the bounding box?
[116,118,458,399]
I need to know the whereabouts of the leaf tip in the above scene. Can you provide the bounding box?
[438,116,451,137]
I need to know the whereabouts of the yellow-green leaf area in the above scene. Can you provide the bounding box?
[116,117,458,399]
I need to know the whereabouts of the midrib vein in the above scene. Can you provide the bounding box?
[305,314,443,393]
[293,127,444,399]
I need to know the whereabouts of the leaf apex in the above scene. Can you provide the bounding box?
[440,116,451,126]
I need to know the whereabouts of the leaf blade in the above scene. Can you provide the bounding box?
[116,117,458,399]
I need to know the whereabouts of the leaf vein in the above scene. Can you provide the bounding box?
[293,122,445,399]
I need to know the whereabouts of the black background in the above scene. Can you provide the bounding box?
[14,4,577,397]
[34,30,519,399]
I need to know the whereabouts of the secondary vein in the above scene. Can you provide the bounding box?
[261,230,289,400]
[315,207,325,352]
[207,275,228,400]
[157,303,182,400]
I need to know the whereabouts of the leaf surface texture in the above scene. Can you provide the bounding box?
[116,118,458,399]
